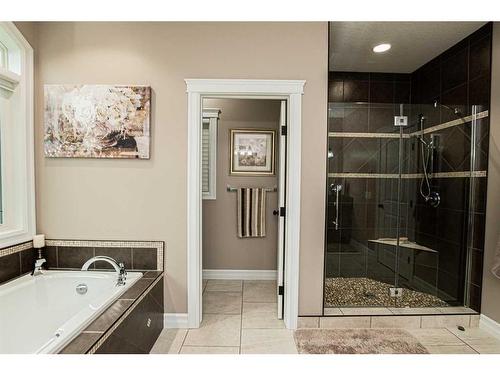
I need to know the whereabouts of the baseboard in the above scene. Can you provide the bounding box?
[164,313,189,329]
[203,269,277,280]
[479,314,500,340]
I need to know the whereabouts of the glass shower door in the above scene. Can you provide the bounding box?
[324,100,401,310]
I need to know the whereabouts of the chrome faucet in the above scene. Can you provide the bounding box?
[32,258,46,276]
[81,256,127,286]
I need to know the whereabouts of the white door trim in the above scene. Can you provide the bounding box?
[479,314,500,340]
[185,79,304,329]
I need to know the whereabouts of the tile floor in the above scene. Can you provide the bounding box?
[151,279,297,354]
[150,279,500,355]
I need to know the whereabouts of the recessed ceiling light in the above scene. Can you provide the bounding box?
[373,43,391,53]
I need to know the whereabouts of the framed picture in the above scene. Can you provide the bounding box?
[230,129,275,175]
[44,85,151,159]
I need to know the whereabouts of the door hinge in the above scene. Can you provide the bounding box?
[281,125,287,136]
[278,285,284,295]
[279,207,286,217]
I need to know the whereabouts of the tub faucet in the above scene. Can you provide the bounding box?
[32,258,46,276]
[81,256,127,286]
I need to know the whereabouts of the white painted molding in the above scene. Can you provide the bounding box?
[164,313,189,329]
[0,22,35,248]
[479,314,500,340]
[186,89,202,329]
[203,269,277,280]
[0,66,20,92]
[185,79,305,95]
[186,79,304,330]
[202,108,221,119]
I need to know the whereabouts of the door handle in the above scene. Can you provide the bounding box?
[330,184,342,230]
[273,209,279,216]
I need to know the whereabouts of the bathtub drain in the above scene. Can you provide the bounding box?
[76,283,88,295]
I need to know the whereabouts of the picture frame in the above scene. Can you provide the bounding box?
[229,129,275,176]
[44,84,151,159]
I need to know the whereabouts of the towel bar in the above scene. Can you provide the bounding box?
[226,185,277,192]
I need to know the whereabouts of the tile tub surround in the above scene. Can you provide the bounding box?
[0,241,35,285]
[60,272,164,354]
[44,239,164,271]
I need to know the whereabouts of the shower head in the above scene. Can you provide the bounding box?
[433,99,462,117]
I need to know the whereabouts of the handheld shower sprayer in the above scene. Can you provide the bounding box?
[417,114,440,207]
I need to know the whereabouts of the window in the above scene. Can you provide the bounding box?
[0,22,35,247]
[201,108,220,200]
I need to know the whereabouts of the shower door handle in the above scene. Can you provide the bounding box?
[330,184,342,230]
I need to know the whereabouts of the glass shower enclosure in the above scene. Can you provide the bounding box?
[324,90,489,313]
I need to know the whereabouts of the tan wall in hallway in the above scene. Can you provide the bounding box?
[202,99,281,271]
[16,22,328,315]
[482,22,500,323]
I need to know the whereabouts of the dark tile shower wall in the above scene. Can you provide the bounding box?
[409,23,492,309]
[327,72,413,285]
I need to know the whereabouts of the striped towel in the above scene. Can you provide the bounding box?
[237,188,267,238]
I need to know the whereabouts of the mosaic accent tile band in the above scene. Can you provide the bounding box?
[0,241,33,258]
[328,171,487,179]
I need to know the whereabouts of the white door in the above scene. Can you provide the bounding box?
[277,100,287,319]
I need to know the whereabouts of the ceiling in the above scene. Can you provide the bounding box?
[330,22,487,73]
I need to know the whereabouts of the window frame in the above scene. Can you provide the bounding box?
[201,108,220,200]
[0,22,35,247]
[0,41,8,70]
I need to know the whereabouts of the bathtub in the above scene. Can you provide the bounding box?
[0,270,142,354]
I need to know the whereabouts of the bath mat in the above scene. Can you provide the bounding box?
[294,329,428,354]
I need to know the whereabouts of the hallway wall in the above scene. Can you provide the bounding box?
[482,21,500,324]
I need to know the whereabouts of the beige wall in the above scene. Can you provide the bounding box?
[16,22,328,315]
[202,98,281,271]
[482,22,500,324]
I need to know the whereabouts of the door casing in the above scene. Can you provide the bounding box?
[185,79,305,329]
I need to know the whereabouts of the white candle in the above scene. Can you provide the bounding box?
[33,234,45,249]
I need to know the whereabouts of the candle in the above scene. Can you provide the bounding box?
[33,234,45,249]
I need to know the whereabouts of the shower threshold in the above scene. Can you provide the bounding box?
[324,277,449,309]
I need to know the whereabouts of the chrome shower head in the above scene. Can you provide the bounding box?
[433,99,462,117]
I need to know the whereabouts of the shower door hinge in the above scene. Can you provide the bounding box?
[278,285,284,295]
[279,207,286,217]
[281,125,287,136]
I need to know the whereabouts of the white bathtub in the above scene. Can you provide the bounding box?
[0,270,142,354]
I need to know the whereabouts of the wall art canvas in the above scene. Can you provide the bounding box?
[230,129,275,175]
[44,85,151,159]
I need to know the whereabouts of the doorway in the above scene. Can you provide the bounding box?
[185,79,305,329]
[200,97,286,328]
[201,98,286,322]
